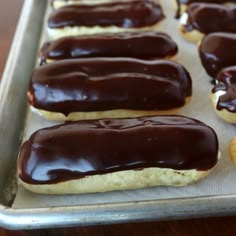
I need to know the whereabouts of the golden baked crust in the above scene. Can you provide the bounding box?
[211,92,236,124]
[31,97,191,121]
[229,137,236,164]
[19,166,211,194]
[47,24,164,40]
[52,0,161,9]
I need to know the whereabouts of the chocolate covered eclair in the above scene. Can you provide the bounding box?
[174,0,236,18]
[212,66,236,123]
[17,115,219,194]
[28,58,192,121]
[40,32,178,64]
[47,0,165,39]
[179,3,236,43]
[199,33,236,77]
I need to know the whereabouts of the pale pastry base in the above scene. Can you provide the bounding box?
[211,92,236,124]
[52,0,160,9]
[44,55,177,64]
[179,13,204,44]
[229,137,236,164]
[31,107,180,121]
[53,0,112,8]
[47,23,164,40]
[19,166,212,194]
[31,97,191,121]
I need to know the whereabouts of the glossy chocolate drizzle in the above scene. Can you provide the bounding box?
[18,116,219,184]
[28,58,192,115]
[199,33,236,77]
[48,0,165,28]
[213,66,236,112]
[175,0,236,18]
[40,32,178,62]
[182,3,236,34]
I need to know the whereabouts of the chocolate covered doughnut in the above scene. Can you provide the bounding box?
[47,0,165,39]
[212,66,236,123]
[179,3,236,43]
[40,32,178,64]
[17,115,219,194]
[28,58,192,121]
[199,33,236,77]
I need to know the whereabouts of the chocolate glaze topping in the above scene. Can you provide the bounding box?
[199,33,236,77]
[18,116,219,184]
[182,3,236,34]
[40,32,178,62]
[213,66,236,112]
[28,58,192,115]
[175,0,236,18]
[48,0,165,29]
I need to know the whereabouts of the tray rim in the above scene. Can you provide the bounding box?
[0,0,236,230]
[1,194,236,230]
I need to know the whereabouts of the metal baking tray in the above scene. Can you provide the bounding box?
[1,0,236,230]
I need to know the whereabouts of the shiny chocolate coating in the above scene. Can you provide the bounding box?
[28,58,192,115]
[182,3,236,34]
[213,66,236,112]
[18,116,219,184]
[175,0,236,18]
[48,0,165,29]
[199,33,236,77]
[40,32,178,62]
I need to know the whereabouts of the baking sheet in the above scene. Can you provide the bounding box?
[12,0,236,208]
[1,0,236,230]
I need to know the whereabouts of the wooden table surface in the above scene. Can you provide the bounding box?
[1,0,236,235]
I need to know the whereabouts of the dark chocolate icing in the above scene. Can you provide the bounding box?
[175,0,236,18]
[182,3,236,34]
[213,66,236,112]
[199,33,236,77]
[40,32,178,62]
[28,58,192,115]
[18,116,219,184]
[48,0,165,28]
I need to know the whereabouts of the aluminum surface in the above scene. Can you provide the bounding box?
[0,0,236,230]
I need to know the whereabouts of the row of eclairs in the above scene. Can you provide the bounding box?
[176,0,236,161]
[19,0,236,195]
